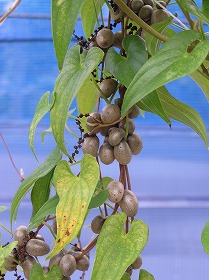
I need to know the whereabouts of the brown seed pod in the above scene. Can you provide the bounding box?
[151,9,169,24]
[101,104,121,124]
[99,78,118,98]
[119,119,135,134]
[119,84,127,98]
[119,190,139,217]
[108,128,126,146]
[26,239,50,256]
[114,140,132,165]
[91,215,105,234]
[156,0,166,9]
[96,28,115,49]
[35,234,45,241]
[126,266,133,276]
[59,254,77,277]
[131,0,144,13]
[100,125,114,136]
[131,255,142,269]
[21,255,36,279]
[82,136,100,157]
[68,251,90,271]
[113,31,123,49]
[138,5,153,21]
[107,180,124,203]
[52,217,57,235]
[143,0,153,7]
[13,225,29,246]
[88,40,99,49]
[86,112,101,133]
[3,253,17,271]
[128,105,140,119]
[127,133,143,155]
[99,143,115,165]
[49,251,65,269]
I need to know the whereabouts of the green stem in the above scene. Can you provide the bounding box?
[0,223,13,235]
[199,20,207,40]
[65,124,79,139]
[176,0,194,28]
[113,0,168,42]
[42,222,56,240]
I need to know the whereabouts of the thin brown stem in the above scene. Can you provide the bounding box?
[125,165,131,191]
[201,64,209,78]
[0,132,24,181]
[126,217,129,233]
[113,0,167,42]
[76,236,98,260]
[0,0,21,23]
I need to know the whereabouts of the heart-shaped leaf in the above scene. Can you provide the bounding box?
[52,0,85,70]
[0,241,18,269]
[176,0,209,26]
[30,263,62,280]
[29,91,54,160]
[10,146,62,226]
[88,190,109,209]
[50,45,103,156]
[105,35,148,87]
[81,0,104,39]
[139,269,155,280]
[201,219,209,255]
[47,154,99,259]
[91,212,149,280]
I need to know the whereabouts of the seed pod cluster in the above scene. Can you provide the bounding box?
[129,0,169,25]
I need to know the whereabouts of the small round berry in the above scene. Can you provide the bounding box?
[96,28,115,49]
[91,215,105,234]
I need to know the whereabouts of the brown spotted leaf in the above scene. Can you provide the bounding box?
[47,154,99,259]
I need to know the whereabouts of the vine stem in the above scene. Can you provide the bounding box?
[0,132,24,181]
[113,0,168,42]
[125,165,131,191]
[0,0,21,23]
[76,236,98,260]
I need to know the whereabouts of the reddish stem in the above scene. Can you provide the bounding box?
[125,165,131,190]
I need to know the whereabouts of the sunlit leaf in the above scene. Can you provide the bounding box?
[29,195,59,230]
[156,86,208,147]
[139,269,155,280]
[176,0,209,25]
[91,212,149,280]
[30,263,62,280]
[30,169,54,220]
[106,35,148,87]
[29,91,54,160]
[77,76,98,115]
[50,45,103,156]
[47,154,99,259]
[121,272,131,280]
[121,31,209,117]
[52,0,85,70]
[81,0,104,39]
[0,241,18,268]
[201,219,209,255]
[10,147,62,226]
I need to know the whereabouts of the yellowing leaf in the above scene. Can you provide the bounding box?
[0,241,18,268]
[47,154,99,259]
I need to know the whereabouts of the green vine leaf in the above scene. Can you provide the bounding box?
[52,0,85,70]
[81,0,104,39]
[47,154,99,259]
[156,86,208,147]
[139,269,155,280]
[50,45,103,157]
[30,169,54,220]
[88,190,109,209]
[0,241,18,269]
[190,69,209,102]
[121,272,131,280]
[201,219,209,255]
[121,30,209,118]
[202,0,209,14]
[146,16,173,55]
[176,0,209,25]
[106,35,148,87]
[77,76,98,115]
[91,212,149,280]
[29,195,59,230]
[29,91,54,160]
[10,147,62,227]
[30,263,62,280]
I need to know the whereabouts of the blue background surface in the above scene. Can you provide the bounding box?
[0,1,209,279]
